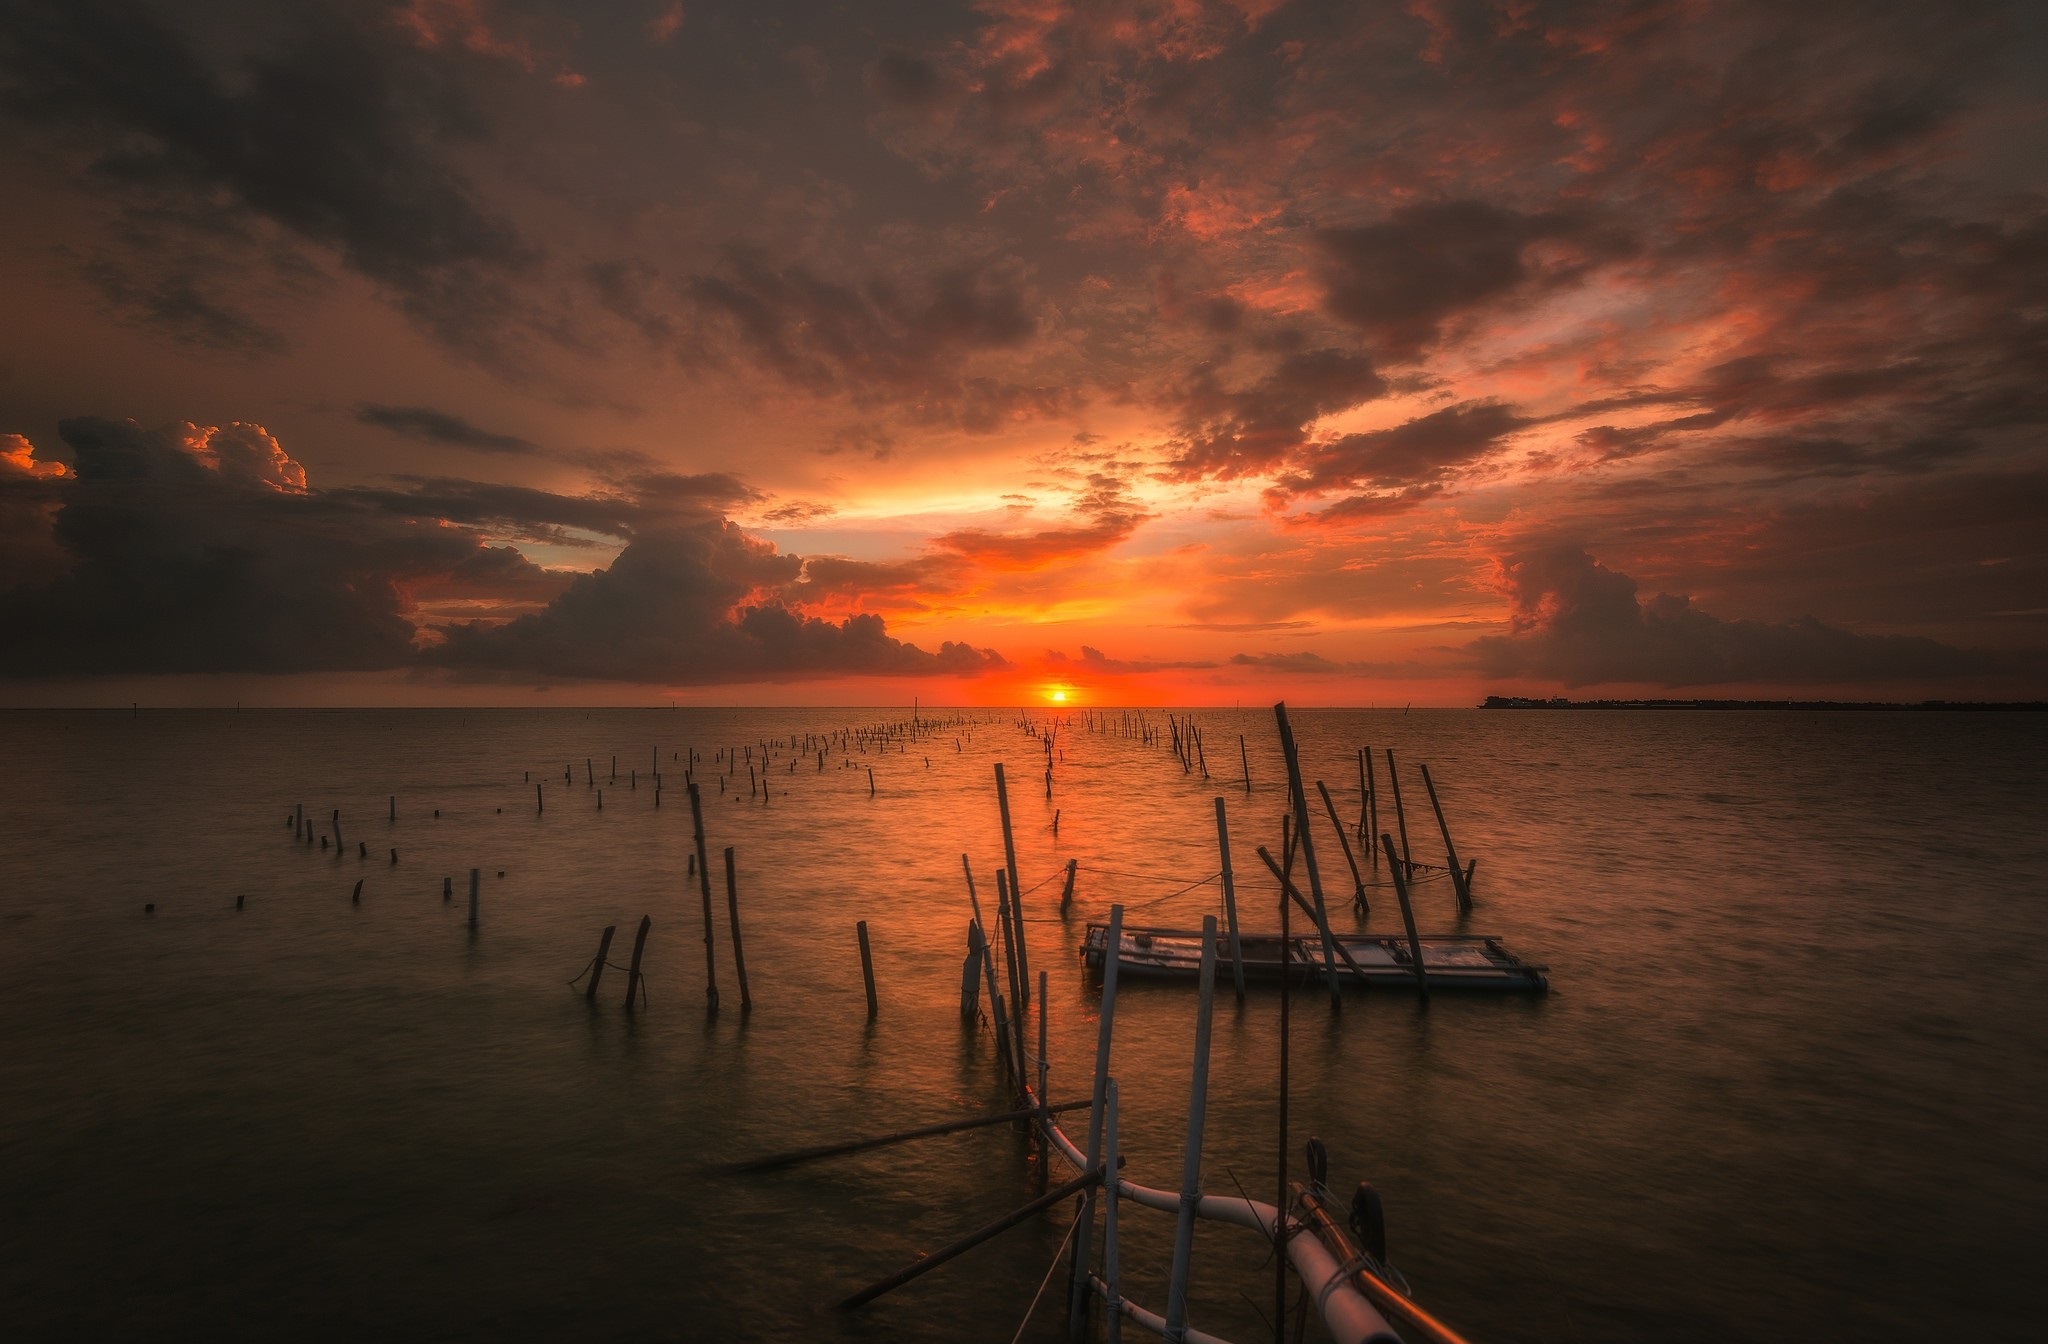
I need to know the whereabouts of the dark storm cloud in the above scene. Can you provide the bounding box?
[1044,645,1216,674]
[1467,545,2001,688]
[1270,401,1531,512]
[0,0,529,351]
[0,417,553,675]
[354,404,541,457]
[79,257,287,355]
[1317,203,1632,361]
[434,522,1005,683]
[1166,349,1387,482]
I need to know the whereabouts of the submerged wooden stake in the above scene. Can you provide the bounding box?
[467,868,479,928]
[994,763,1029,1008]
[1385,749,1412,875]
[1379,834,1429,1000]
[1419,763,1472,914]
[687,783,720,1013]
[724,846,752,1011]
[1059,858,1077,912]
[1273,704,1340,1005]
[351,878,363,904]
[623,914,651,1010]
[857,919,878,1019]
[585,924,616,1001]
[960,921,985,1018]
[1316,780,1368,916]
[1214,797,1246,1002]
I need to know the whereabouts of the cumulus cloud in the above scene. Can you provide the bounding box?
[1468,546,2001,688]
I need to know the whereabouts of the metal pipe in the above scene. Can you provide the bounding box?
[1067,903,1123,1337]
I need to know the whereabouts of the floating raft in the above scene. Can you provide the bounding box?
[1081,922,1548,993]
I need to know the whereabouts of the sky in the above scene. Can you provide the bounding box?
[2,0,2045,706]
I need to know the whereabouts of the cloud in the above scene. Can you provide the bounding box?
[1318,202,1631,361]
[1166,348,1387,482]
[0,418,548,675]
[930,472,1150,569]
[1045,645,1216,674]
[354,404,541,456]
[1270,400,1530,515]
[434,522,1005,683]
[1467,545,2004,688]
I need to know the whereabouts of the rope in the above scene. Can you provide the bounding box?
[1083,864,1219,883]
[1008,1198,1087,1344]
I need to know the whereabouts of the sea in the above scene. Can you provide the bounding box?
[0,707,2041,1343]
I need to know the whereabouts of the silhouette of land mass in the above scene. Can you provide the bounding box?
[1481,696,2047,710]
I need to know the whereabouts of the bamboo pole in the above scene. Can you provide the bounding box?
[687,783,721,1013]
[1316,780,1368,915]
[1419,764,1472,914]
[724,846,753,1011]
[857,920,878,1020]
[1102,1078,1123,1344]
[1385,749,1412,875]
[994,763,1029,1007]
[623,914,651,1010]
[1239,735,1251,795]
[1164,916,1220,1341]
[1364,748,1379,866]
[1272,704,1339,1004]
[1379,834,1429,999]
[585,924,615,1001]
[837,1167,1104,1310]
[1214,797,1245,1002]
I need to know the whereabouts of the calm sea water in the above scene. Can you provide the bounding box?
[0,707,2042,1343]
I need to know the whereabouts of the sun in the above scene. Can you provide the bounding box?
[1051,689,1067,702]
[1044,685,1071,703]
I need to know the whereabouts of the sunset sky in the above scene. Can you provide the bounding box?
[2,0,2044,705]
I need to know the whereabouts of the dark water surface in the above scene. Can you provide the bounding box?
[1,708,2042,1342]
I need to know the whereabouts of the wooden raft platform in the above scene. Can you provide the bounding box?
[1081,921,1549,993]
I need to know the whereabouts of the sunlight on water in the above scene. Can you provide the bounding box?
[1,707,2042,1342]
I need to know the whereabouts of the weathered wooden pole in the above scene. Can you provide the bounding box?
[623,914,651,1010]
[294,803,303,837]
[730,1099,1093,1174]
[1420,763,1472,913]
[585,924,616,1001]
[1103,1078,1123,1344]
[388,795,395,822]
[1164,916,1220,1341]
[1239,734,1251,795]
[1275,847,1291,1342]
[351,878,363,904]
[1385,749,1412,875]
[837,1168,1104,1311]
[960,921,985,1018]
[1213,797,1245,1002]
[331,810,343,852]
[996,872,1029,1082]
[857,920,878,1020]
[1379,834,1429,999]
[1059,858,1077,912]
[1036,967,1050,1196]
[1364,746,1380,866]
[536,783,544,813]
[1272,704,1340,1004]
[964,857,1017,1086]
[724,846,753,1011]
[994,763,1029,1007]
[687,782,720,1013]
[1316,780,1368,916]
[1067,901,1123,1337]
[467,867,479,928]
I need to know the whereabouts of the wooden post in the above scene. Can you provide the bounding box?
[467,867,479,929]
[1275,844,1290,1342]
[1059,858,1077,913]
[585,924,616,1001]
[1239,734,1251,795]
[624,914,651,1010]
[1385,749,1412,875]
[994,764,1029,1008]
[867,766,875,796]
[1379,834,1429,999]
[1037,968,1049,1196]
[1364,746,1379,865]
[1316,780,1368,916]
[388,795,395,822]
[964,856,1017,1087]
[536,783,543,813]
[960,921,985,1019]
[442,875,451,901]
[687,783,720,1013]
[1103,1078,1123,1344]
[1164,916,1220,1341]
[586,758,593,786]
[1420,763,1472,913]
[857,920,878,1020]
[351,878,363,904]
[295,803,303,837]
[1067,902,1122,1338]
[331,810,342,852]
[996,872,1027,1080]
[1214,797,1246,1002]
[724,846,753,1011]
[1272,704,1340,1004]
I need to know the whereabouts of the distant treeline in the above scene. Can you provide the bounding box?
[1480,696,2046,711]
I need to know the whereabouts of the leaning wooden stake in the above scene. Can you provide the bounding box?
[960,922,985,1018]
[837,1167,1103,1310]
[1214,797,1246,1002]
[687,782,721,1013]
[1164,916,1220,1341]
[467,868,479,929]
[1363,748,1379,863]
[729,1099,1094,1174]
[1273,704,1340,1004]
[994,763,1030,1007]
[1316,780,1368,915]
[857,920,878,1020]
[585,924,616,1001]
[1059,858,1077,912]
[1385,749,1413,875]
[724,846,753,1010]
[1239,734,1252,795]
[1419,763,1472,913]
[623,914,652,1010]
[1379,834,1429,1000]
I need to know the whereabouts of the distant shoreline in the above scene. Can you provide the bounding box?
[1480,696,2047,711]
